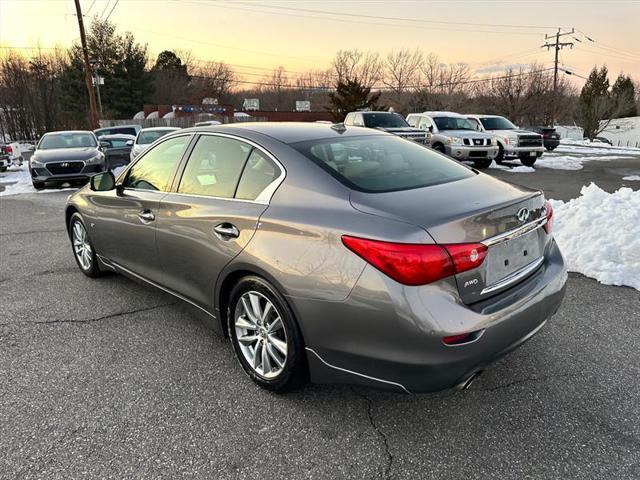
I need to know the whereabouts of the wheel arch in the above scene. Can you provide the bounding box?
[65,205,79,238]
[215,264,304,341]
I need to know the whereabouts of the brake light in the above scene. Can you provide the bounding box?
[543,200,553,234]
[341,236,487,286]
[5,145,12,154]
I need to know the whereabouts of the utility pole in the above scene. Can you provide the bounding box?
[542,28,574,124]
[74,0,99,129]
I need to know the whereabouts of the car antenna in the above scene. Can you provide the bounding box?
[331,123,346,134]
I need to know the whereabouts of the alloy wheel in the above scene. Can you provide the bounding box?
[234,291,288,379]
[72,220,92,270]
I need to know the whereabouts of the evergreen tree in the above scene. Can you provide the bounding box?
[576,66,613,140]
[150,51,191,104]
[610,74,637,118]
[328,79,382,122]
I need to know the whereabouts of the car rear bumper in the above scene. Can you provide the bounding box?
[445,145,499,160]
[299,239,567,393]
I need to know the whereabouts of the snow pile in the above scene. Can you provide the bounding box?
[0,165,76,197]
[536,153,631,170]
[622,175,640,181]
[550,183,640,290]
[489,161,535,173]
[559,138,640,152]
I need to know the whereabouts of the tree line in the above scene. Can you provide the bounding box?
[0,17,637,140]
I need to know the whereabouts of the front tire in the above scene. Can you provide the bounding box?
[228,276,306,392]
[32,181,45,190]
[519,154,537,167]
[432,143,445,154]
[69,213,103,277]
[496,144,505,163]
[473,158,492,169]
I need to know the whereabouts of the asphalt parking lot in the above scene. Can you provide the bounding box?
[1,154,639,479]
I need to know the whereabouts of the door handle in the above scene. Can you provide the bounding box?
[137,210,155,223]
[214,223,240,239]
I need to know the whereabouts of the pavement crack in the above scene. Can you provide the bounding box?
[0,302,176,327]
[352,387,393,479]
[478,373,576,392]
[0,228,66,237]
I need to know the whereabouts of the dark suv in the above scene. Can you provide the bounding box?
[525,126,561,151]
[344,111,429,144]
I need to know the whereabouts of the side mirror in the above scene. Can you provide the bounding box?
[126,140,134,146]
[99,140,110,149]
[428,125,434,133]
[90,171,115,192]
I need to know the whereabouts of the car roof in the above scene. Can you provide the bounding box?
[95,125,140,131]
[42,130,95,135]
[139,127,180,132]
[179,122,386,144]
[465,114,503,118]
[359,111,398,115]
[421,111,467,118]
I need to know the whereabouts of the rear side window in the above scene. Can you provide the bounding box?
[178,136,250,198]
[235,149,279,201]
[292,135,474,193]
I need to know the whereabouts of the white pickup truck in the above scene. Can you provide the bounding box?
[465,115,544,166]
[0,142,24,172]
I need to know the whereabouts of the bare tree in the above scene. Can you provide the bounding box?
[332,50,383,88]
[192,61,236,103]
[383,48,423,109]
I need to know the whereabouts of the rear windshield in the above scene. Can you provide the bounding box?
[138,130,176,144]
[96,127,138,138]
[363,113,409,129]
[292,135,474,193]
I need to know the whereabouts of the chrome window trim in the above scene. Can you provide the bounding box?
[481,256,545,295]
[481,215,547,247]
[166,190,268,205]
[305,347,411,394]
[182,131,286,205]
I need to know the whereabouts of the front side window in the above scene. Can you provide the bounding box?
[292,135,474,193]
[406,115,420,127]
[418,117,433,130]
[178,136,251,198]
[124,135,189,191]
[467,118,482,130]
[235,149,280,201]
[432,117,475,131]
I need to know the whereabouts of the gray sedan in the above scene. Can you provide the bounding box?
[30,130,107,189]
[64,123,567,393]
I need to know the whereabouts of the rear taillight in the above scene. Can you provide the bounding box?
[5,145,12,154]
[341,236,487,286]
[543,200,553,234]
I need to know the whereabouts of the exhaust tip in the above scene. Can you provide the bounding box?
[460,371,483,390]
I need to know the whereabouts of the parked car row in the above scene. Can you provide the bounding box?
[344,110,550,168]
[28,126,179,189]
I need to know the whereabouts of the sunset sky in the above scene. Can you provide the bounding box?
[1,0,639,86]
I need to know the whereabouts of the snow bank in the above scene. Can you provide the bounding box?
[550,183,640,290]
[622,175,640,181]
[489,161,535,173]
[557,139,640,156]
[536,153,633,170]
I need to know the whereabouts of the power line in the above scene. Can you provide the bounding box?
[85,0,97,14]
[98,0,111,20]
[177,0,546,36]
[104,0,120,22]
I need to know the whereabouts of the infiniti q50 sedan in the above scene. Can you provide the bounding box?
[65,123,567,393]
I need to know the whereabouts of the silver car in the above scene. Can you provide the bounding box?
[65,123,567,393]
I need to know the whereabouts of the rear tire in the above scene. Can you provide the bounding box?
[0,166,6,173]
[69,213,103,278]
[228,276,307,393]
[473,158,492,169]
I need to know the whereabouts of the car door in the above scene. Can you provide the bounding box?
[90,134,192,284]
[155,134,283,310]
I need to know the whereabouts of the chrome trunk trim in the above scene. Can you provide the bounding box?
[481,216,547,247]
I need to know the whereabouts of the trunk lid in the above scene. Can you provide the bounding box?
[350,174,548,302]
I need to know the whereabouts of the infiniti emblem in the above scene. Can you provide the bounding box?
[516,207,530,223]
